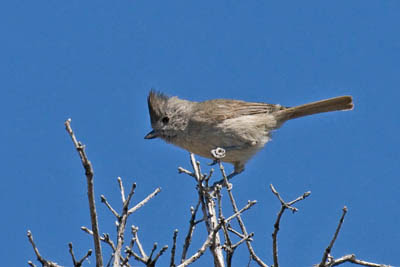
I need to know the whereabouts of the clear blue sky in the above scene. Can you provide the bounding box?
[1,1,399,266]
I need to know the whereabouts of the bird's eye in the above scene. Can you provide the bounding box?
[161,116,169,124]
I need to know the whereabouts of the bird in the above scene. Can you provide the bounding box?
[145,91,353,178]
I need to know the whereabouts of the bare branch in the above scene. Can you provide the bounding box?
[318,206,348,267]
[27,230,63,267]
[117,177,126,203]
[125,246,147,264]
[190,154,225,267]
[124,182,137,208]
[64,118,103,267]
[181,201,201,262]
[327,254,393,267]
[68,243,92,267]
[149,244,169,266]
[132,225,147,259]
[178,223,223,267]
[102,233,116,252]
[270,184,311,267]
[225,200,257,223]
[178,167,197,179]
[81,227,117,252]
[227,226,248,240]
[313,207,390,267]
[128,187,161,215]
[100,195,120,219]
[170,229,178,267]
[113,180,137,266]
[219,162,268,267]
[232,233,254,249]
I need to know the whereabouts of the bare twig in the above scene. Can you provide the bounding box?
[225,200,257,223]
[181,201,201,262]
[216,186,235,266]
[125,246,147,264]
[178,223,224,267]
[150,244,169,266]
[27,230,62,267]
[318,206,348,267]
[219,162,268,267]
[178,196,255,267]
[128,187,161,215]
[113,182,136,266]
[102,233,116,252]
[178,167,197,179]
[313,207,389,267]
[170,229,179,267]
[100,195,120,219]
[81,227,117,252]
[227,226,248,240]
[132,225,147,259]
[326,254,393,267]
[270,184,310,267]
[125,241,168,267]
[231,233,254,249]
[64,118,103,267]
[190,154,225,267]
[118,177,126,203]
[68,243,92,267]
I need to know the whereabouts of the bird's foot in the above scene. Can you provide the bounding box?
[208,159,219,166]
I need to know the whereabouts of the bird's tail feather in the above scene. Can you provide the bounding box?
[276,96,353,121]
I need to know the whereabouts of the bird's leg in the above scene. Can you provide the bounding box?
[226,162,244,179]
[226,171,240,180]
[209,148,246,188]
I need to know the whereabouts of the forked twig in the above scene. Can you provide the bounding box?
[64,118,103,267]
[270,184,310,267]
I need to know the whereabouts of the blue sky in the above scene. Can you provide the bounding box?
[1,1,399,266]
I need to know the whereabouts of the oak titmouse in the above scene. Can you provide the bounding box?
[145,91,353,177]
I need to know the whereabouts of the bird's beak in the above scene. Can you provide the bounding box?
[144,130,159,139]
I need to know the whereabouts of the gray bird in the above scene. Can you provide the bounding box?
[145,91,353,177]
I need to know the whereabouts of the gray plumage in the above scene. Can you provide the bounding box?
[145,91,353,175]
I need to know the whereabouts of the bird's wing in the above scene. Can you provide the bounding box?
[192,99,286,122]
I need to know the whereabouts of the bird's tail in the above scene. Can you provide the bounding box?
[275,96,353,122]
